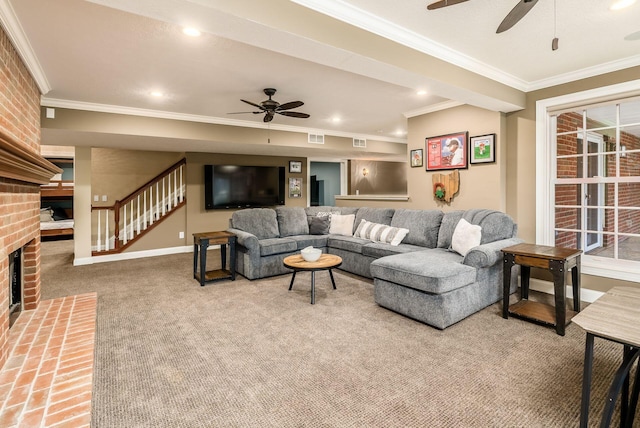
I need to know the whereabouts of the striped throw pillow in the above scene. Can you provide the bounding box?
[354,219,409,246]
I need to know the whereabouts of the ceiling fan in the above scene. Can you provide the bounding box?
[427,0,539,34]
[229,88,310,123]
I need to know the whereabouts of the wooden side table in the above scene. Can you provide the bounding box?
[573,287,640,428]
[502,243,582,336]
[193,231,236,286]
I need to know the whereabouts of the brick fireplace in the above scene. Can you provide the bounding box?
[0,25,59,369]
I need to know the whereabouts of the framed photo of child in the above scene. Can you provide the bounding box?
[410,149,423,167]
[469,134,496,164]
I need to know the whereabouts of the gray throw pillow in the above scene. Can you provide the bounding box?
[309,216,330,235]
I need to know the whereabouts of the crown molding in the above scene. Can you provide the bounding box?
[291,0,529,92]
[41,98,407,144]
[526,54,640,92]
[0,0,50,94]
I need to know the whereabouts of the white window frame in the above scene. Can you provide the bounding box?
[536,79,640,283]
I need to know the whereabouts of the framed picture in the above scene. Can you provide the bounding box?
[289,177,302,198]
[410,149,423,167]
[469,134,496,164]
[425,131,468,171]
[289,160,302,173]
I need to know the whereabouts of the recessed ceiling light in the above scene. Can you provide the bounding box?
[395,130,406,136]
[183,27,201,37]
[331,117,341,123]
[150,91,163,97]
[416,90,427,96]
[610,0,636,10]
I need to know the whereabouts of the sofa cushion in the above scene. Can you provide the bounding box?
[304,206,359,226]
[288,235,329,249]
[328,235,369,254]
[259,238,297,256]
[391,209,443,248]
[463,209,517,244]
[276,207,309,237]
[451,218,482,256]
[309,216,330,235]
[436,210,464,249]
[354,220,409,246]
[354,207,395,232]
[370,250,476,295]
[362,242,426,259]
[232,208,279,239]
[329,214,355,236]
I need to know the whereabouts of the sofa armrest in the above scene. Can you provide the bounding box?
[463,237,524,268]
[227,228,259,253]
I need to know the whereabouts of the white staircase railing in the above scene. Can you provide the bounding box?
[91,159,186,254]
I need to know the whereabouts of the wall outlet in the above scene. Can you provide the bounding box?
[179,231,184,239]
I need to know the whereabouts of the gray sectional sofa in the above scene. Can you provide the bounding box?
[227,205,521,329]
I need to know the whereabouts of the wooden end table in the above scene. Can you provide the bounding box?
[283,254,342,304]
[573,287,640,428]
[502,243,582,336]
[193,231,236,286]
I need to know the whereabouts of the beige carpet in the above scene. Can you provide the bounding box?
[40,240,633,427]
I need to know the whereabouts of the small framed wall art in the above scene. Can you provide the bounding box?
[289,160,302,173]
[469,134,496,164]
[425,131,468,171]
[410,149,423,167]
[289,177,302,198]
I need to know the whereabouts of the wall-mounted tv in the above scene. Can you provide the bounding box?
[204,165,285,209]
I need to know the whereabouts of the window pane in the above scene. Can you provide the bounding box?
[586,104,617,129]
[602,184,616,207]
[555,184,580,206]
[619,236,640,262]
[619,183,640,207]
[586,234,613,258]
[555,230,580,250]
[557,111,583,134]
[620,151,640,177]
[555,207,580,231]
[557,157,580,179]
[556,132,580,156]
[619,209,640,234]
[602,208,616,233]
[620,99,640,125]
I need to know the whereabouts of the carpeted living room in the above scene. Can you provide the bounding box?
[37,239,623,427]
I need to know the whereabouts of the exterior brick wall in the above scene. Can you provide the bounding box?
[0,26,43,368]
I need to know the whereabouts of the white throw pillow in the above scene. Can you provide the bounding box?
[451,218,482,256]
[354,219,409,246]
[329,214,355,236]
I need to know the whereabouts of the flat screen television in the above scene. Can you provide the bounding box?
[204,165,285,209]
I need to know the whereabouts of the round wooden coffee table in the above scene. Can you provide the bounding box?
[283,253,342,304]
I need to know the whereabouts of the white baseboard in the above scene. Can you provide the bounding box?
[526,277,604,303]
[73,244,222,266]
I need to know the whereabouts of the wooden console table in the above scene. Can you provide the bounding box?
[193,231,236,286]
[502,243,582,336]
[573,287,640,427]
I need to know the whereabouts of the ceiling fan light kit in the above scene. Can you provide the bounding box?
[229,88,310,123]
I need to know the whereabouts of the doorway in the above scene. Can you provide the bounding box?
[309,161,344,206]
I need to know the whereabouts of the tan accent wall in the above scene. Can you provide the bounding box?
[349,160,407,195]
[406,105,507,211]
[185,152,307,239]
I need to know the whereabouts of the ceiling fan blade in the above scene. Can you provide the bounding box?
[426,0,469,10]
[277,111,310,118]
[263,113,274,123]
[497,0,539,33]
[227,111,262,114]
[241,99,264,110]
[276,101,304,111]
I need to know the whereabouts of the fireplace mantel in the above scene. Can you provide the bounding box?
[0,130,60,185]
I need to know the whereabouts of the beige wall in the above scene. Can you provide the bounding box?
[185,152,307,238]
[349,160,406,195]
[406,105,507,211]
